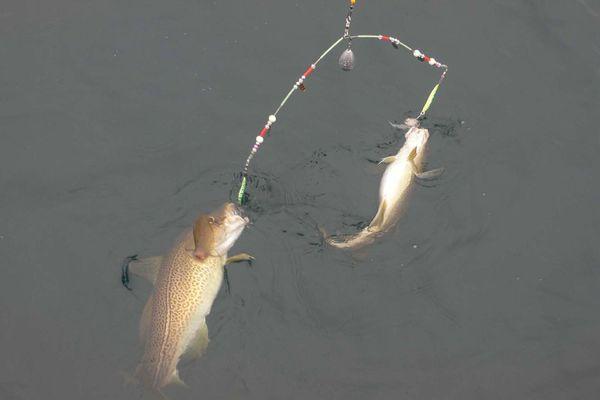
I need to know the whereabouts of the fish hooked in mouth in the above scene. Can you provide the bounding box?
[233,204,249,223]
[123,201,254,391]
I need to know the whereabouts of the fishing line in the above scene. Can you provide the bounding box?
[236,1,448,205]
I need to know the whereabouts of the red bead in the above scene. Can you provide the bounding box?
[303,66,315,77]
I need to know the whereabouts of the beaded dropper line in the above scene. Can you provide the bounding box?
[237,0,448,205]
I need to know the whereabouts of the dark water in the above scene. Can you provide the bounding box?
[1,1,599,399]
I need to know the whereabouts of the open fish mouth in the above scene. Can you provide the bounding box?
[231,204,250,224]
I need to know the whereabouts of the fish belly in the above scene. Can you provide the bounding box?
[379,160,412,209]
[138,245,224,389]
[177,262,224,362]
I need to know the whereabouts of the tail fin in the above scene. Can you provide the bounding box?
[320,226,377,250]
[133,363,184,399]
[120,368,171,400]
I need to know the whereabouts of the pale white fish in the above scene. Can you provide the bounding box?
[323,118,443,249]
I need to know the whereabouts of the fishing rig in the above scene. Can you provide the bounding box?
[236,0,448,205]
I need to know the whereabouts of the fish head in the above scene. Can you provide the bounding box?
[404,127,430,157]
[192,202,249,259]
[402,118,420,131]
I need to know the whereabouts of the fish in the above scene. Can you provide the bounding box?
[322,118,443,249]
[122,202,252,396]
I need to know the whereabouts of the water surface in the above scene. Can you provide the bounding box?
[1,1,599,399]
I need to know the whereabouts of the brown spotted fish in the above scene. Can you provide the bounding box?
[124,202,252,395]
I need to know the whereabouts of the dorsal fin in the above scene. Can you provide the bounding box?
[126,256,163,286]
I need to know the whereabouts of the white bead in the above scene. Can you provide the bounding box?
[413,49,423,58]
[429,58,436,65]
[293,84,298,89]
[311,64,316,69]
[256,136,264,144]
[378,35,382,40]
[268,115,276,123]
[301,75,305,79]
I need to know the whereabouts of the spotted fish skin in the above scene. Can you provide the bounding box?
[135,230,225,390]
[131,203,249,394]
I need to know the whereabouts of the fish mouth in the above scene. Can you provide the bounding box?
[231,203,250,224]
[218,202,250,226]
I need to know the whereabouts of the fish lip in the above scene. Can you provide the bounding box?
[232,204,250,224]
[242,212,250,225]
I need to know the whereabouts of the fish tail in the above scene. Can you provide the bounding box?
[143,385,170,400]
[129,363,175,400]
[321,226,377,250]
[119,367,171,400]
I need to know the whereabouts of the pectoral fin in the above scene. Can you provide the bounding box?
[408,147,418,161]
[370,200,387,228]
[193,214,216,260]
[407,149,444,180]
[125,256,163,286]
[379,156,397,165]
[226,253,255,265]
[414,168,445,180]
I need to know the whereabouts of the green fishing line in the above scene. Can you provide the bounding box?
[237,175,247,205]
